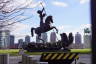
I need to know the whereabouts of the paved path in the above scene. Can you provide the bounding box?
[72,54,91,64]
[9,54,91,64]
[9,56,21,64]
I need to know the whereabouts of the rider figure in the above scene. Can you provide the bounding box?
[37,8,46,28]
[37,8,58,33]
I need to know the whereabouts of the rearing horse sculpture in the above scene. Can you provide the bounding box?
[31,15,58,42]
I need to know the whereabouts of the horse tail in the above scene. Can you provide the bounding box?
[31,28,35,37]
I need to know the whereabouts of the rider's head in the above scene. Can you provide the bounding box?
[37,10,42,14]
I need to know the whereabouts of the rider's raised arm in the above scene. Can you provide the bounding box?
[37,8,45,16]
[41,8,44,13]
[41,8,46,17]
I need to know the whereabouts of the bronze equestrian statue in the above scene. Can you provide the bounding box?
[31,8,58,43]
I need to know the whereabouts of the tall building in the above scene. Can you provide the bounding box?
[25,35,30,45]
[18,39,23,48]
[75,32,82,44]
[36,35,40,43]
[84,28,91,48]
[50,32,56,43]
[41,32,48,43]
[84,34,91,48]
[10,35,15,48]
[0,30,10,49]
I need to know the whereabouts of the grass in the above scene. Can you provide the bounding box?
[71,49,91,53]
[0,49,19,56]
[0,49,91,56]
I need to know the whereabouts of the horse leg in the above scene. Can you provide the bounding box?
[51,26,58,33]
[38,34,45,43]
[31,28,35,37]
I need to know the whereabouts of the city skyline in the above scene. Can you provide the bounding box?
[0,29,91,49]
[15,29,91,44]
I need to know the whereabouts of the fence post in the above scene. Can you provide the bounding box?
[0,54,9,64]
[22,54,28,64]
[22,55,38,64]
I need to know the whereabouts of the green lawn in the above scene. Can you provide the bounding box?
[0,49,19,56]
[71,49,91,53]
[0,49,91,56]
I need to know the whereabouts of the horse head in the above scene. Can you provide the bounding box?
[45,15,53,24]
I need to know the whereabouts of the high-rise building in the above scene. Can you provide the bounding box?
[18,39,23,48]
[10,35,15,48]
[41,32,48,43]
[75,32,82,44]
[50,32,56,43]
[84,34,91,48]
[84,28,91,48]
[18,39,23,43]
[25,35,30,45]
[36,35,40,43]
[0,30,10,49]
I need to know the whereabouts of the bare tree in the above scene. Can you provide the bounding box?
[0,0,34,30]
